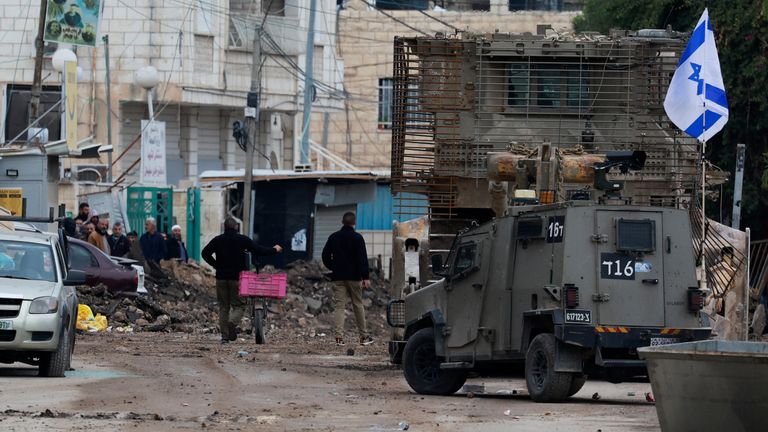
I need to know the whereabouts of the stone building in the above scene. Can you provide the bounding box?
[310,0,582,170]
[0,0,344,191]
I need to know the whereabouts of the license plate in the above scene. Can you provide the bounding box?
[565,310,592,324]
[0,320,12,330]
[650,337,679,346]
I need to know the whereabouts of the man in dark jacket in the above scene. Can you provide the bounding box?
[139,217,166,264]
[321,212,373,346]
[202,217,283,343]
[165,225,189,262]
[109,222,131,257]
[74,202,90,224]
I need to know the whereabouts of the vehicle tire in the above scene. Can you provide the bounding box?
[39,327,71,378]
[568,374,587,397]
[253,308,266,345]
[525,333,573,402]
[403,328,467,396]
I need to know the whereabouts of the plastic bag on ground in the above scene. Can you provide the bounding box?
[76,304,108,332]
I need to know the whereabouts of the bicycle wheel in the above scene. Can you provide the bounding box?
[253,307,266,344]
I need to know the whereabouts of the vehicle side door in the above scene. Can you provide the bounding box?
[443,234,490,349]
[69,243,100,286]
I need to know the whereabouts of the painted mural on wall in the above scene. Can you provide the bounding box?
[44,0,103,47]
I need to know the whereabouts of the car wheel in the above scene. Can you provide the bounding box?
[253,308,266,345]
[403,328,467,395]
[525,333,573,402]
[568,374,587,397]
[39,327,71,378]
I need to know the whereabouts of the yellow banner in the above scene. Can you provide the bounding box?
[0,188,23,216]
[65,61,78,151]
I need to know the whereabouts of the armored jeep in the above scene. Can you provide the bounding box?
[388,201,711,402]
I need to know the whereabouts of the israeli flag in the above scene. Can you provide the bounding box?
[664,9,728,142]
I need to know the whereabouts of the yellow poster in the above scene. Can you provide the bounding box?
[0,188,23,216]
[65,61,78,151]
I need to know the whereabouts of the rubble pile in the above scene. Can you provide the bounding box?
[76,260,392,338]
[77,261,220,333]
[265,260,391,338]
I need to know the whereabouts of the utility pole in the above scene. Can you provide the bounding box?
[103,35,114,182]
[298,0,317,169]
[731,143,746,229]
[29,0,48,124]
[242,26,262,237]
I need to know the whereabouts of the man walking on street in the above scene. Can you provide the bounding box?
[322,212,373,346]
[202,217,283,343]
[140,217,166,265]
[88,217,110,254]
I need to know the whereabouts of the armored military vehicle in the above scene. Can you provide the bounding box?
[387,152,711,402]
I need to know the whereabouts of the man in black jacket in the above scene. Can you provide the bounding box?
[109,222,131,257]
[202,217,283,343]
[322,212,373,346]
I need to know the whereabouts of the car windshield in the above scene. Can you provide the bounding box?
[0,240,57,282]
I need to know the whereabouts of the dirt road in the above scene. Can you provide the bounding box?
[0,332,660,431]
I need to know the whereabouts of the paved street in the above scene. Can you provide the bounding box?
[0,332,659,431]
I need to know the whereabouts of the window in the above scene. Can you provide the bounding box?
[69,244,98,269]
[378,78,394,130]
[4,85,62,144]
[262,0,286,16]
[376,0,428,10]
[453,243,477,276]
[509,0,564,11]
[505,64,589,108]
[616,219,655,252]
[0,241,57,282]
[507,64,529,106]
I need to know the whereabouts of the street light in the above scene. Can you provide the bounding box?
[134,66,159,120]
[51,48,77,142]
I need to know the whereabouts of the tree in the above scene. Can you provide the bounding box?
[575,0,768,237]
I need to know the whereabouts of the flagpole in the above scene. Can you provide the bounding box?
[700,102,707,291]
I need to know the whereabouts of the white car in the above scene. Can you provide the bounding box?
[0,228,85,377]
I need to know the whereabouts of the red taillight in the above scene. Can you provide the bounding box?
[687,288,705,312]
[564,284,579,308]
[133,273,139,288]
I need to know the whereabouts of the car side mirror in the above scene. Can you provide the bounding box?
[64,269,86,286]
[431,254,444,274]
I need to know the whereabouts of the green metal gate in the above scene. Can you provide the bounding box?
[186,187,201,261]
[126,187,173,235]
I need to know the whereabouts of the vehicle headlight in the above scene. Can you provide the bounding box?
[29,297,59,314]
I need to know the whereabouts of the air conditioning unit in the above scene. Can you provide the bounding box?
[72,164,108,183]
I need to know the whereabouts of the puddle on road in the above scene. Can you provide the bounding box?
[65,369,135,379]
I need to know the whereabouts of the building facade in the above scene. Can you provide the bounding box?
[0,0,345,190]
[311,0,582,170]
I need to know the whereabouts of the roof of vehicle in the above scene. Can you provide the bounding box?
[0,229,56,245]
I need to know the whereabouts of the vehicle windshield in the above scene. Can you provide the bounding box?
[0,240,57,282]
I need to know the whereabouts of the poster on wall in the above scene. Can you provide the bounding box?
[140,120,167,186]
[0,188,23,215]
[44,0,103,47]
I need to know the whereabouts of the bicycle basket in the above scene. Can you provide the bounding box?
[239,272,287,298]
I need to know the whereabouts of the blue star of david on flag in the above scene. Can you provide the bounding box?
[664,9,728,142]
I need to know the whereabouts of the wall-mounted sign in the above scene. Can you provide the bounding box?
[44,0,103,47]
[140,120,167,186]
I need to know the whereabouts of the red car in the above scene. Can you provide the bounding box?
[67,237,140,296]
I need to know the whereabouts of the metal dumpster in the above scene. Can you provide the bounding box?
[638,340,768,432]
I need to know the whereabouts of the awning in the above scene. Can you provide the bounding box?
[199,169,388,183]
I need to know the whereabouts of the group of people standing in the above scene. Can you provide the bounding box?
[65,203,375,347]
[67,202,188,266]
